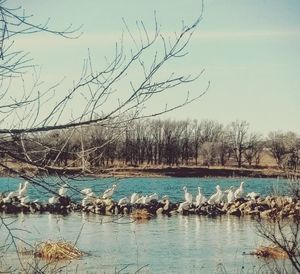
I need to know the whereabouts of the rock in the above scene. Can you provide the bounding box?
[234,201,242,208]
[260,209,277,219]
[255,203,270,211]
[87,205,94,212]
[222,203,231,211]
[228,208,241,217]
[58,196,70,206]
[188,208,196,214]
[246,209,260,217]
[103,198,113,206]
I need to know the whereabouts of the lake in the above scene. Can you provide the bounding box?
[0,177,292,273]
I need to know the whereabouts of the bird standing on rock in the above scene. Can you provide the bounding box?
[20,196,29,206]
[58,184,68,197]
[225,186,235,203]
[183,186,193,204]
[130,193,139,204]
[81,188,93,195]
[149,193,159,202]
[178,201,190,213]
[246,191,260,201]
[102,184,117,199]
[195,187,207,207]
[18,181,29,198]
[3,192,16,203]
[118,197,130,206]
[234,182,244,199]
[48,196,58,204]
[82,195,95,206]
[208,185,223,204]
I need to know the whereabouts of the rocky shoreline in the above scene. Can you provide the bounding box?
[1,194,299,221]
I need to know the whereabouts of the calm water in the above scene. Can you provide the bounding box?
[0,177,288,203]
[1,213,274,273]
[0,177,291,273]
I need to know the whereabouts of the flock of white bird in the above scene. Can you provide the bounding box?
[79,185,162,207]
[2,181,29,205]
[78,180,260,212]
[3,181,261,212]
[178,182,251,212]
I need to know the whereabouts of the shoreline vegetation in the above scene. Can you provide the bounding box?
[1,162,298,179]
[1,119,298,181]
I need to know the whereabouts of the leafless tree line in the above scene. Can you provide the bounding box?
[1,119,298,173]
[0,0,208,179]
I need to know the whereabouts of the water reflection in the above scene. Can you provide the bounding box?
[0,213,292,273]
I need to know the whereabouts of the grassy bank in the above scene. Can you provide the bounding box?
[97,165,294,178]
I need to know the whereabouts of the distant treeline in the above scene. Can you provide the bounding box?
[2,119,299,172]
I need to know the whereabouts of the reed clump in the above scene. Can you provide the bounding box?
[131,209,152,221]
[34,240,83,261]
[250,245,288,259]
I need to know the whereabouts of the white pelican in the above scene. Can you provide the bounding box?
[58,184,68,196]
[225,186,235,203]
[162,196,170,211]
[118,197,130,206]
[82,196,94,206]
[178,201,190,213]
[86,191,96,198]
[156,196,170,214]
[48,196,58,204]
[3,192,16,203]
[102,184,117,199]
[234,182,244,199]
[246,191,260,201]
[195,187,207,207]
[18,181,29,198]
[142,195,151,204]
[81,188,93,195]
[183,186,193,204]
[135,196,144,204]
[149,193,159,201]
[130,193,139,204]
[135,195,151,204]
[20,196,29,206]
[208,185,223,204]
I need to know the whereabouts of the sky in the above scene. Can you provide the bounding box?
[9,0,300,135]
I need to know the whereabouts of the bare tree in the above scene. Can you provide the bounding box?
[0,1,208,179]
[243,133,264,167]
[215,129,232,166]
[228,120,249,168]
[256,178,300,273]
[268,131,290,168]
[198,120,223,144]
[200,141,217,167]
[268,131,300,170]
[0,1,208,271]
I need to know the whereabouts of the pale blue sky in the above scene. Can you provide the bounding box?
[12,0,300,134]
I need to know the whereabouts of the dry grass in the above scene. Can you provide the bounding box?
[250,245,288,259]
[131,209,152,222]
[34,240,83,261]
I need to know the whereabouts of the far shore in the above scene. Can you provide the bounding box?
[90,166,297,179]
[0,163,298,179]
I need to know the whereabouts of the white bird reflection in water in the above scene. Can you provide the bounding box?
[0,213,291,273]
